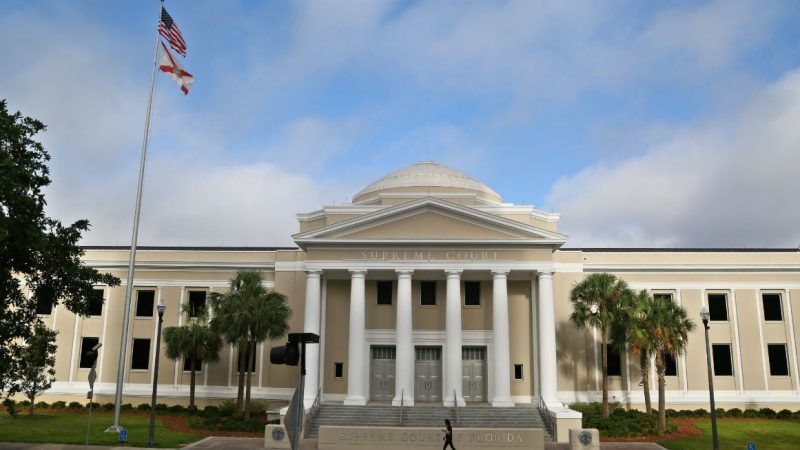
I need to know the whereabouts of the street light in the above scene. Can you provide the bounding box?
[701,306,719,450]
[147,299,166,447]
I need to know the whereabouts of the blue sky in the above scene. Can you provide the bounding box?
[2,0,800,247]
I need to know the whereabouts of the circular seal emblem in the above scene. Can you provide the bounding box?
[271,427,285,441]
[578,430,593,445]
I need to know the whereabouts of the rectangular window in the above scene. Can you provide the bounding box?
[514,364,524,380]
[376,281,393,305]
[464,281,481,306]
[607,347,622,376]
[420,281,437,306]
[188,291,207,318]
[135,290,155,317]
[664,353,677,376]
[768,344,789,376]
[762,293,783,321]
[35,297,53,315]
[87,289,104,316]
[712,344,733,376]
[131,338,151,370]
[183,355,203,371]
[708,293,728,322]
[653,293,673,302]
[334,362,344,379]
[237,347,257,373]
[78,337,99,369]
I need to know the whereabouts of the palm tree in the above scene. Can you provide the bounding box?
[210,270,291,420]
[569,272,632,417]
[613,290,655,414]
[648,295,694,431]
[163,306,222,410]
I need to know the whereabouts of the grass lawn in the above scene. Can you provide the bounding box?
[660,419,800,450]
[0,410,204,448]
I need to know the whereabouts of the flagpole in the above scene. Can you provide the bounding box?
[108,1,163,432]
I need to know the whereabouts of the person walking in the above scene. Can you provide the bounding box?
[441,418,456,450]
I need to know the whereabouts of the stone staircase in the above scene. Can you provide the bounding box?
[306,404,552,442]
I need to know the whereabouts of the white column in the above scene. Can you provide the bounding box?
[393,269,414,406]
[303,270,322,407]
[491,270,513,407]
[538,271,560,405]
[345,269,367,405]
[445,270,465,406]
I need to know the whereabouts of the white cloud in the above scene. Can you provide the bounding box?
[547,68,800,248]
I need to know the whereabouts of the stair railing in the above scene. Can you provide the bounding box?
[453,389,461,425]
[536,396,555,438]
[399,388,405,426]
[303,387,322,438]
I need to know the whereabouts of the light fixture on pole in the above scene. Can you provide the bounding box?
[146,299,166,447]
[700,306,719,450]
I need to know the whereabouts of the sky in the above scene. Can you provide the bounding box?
[2,0,799,248]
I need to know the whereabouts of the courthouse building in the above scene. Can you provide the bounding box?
[40,162,800,411]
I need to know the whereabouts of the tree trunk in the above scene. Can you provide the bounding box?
[190,356,197,410]
[658,371,666,431]
[641,353,652,414]
[28,393,34,416]
[236,345,245,417]
[601,328,609,417]
[245,340,254,421]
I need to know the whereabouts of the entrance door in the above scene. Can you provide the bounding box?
[414,346,442,402]
[462,346,486,402]
[370,346,396,401]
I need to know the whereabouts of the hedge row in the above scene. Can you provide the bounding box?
[2,399,271,417]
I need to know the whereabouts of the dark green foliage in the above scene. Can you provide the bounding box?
[202,405,218,413]
[136,403,150,411]
[51,401,66,410]
[35,401,48,409]
[692,408,708,417]
[17,400,30,407]
[156,403,168,412]
[726,408,742,417]
[0,100,120,398]
[169,404,185,413]
[218,399,236,417]
[101,402,115,411]
[743,409,759,418]
[573,402,676,437]
[777,409,792,419]
[88,402,100,409]
[120,403,133,411]
[759,408,777,418]
[3,399,17,417]
[187,414,267,432]
[67,401,82,409]
[665,409,678,417]
[715,408,726,418]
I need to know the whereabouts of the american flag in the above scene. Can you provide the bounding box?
[158,7,186,57]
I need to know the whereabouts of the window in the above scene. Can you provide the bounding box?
[237,347,257,373]
[183,356,203,371]
[35,297,53,315]
[607,347,622,376]
[135,290,155,317]
[514,364,524,380]
[762,293,783,321]
[131,339,151,370]
[188,291,207,317]
[653,293,673,302]
[768,344,789,376]
[708,293,728,322]
[78,337,99,369]
[87,289,104,316]
[663,353,677,376]
[464,281,481,306]
[334,362,344,379]
[420,281,436,306]
[712,344,733,376]
[376,281,392,305]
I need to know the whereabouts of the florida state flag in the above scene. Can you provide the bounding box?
[158,41,194,94]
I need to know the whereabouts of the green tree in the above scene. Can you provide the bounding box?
[569,272,632,417]
[163,306,222,410]
[0,100,119,397]
[613,290,656,414]
[17,322,57,415]
[210,270,291,420]
[649,295,694,431]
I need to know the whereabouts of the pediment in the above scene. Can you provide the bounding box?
[293,197,567,246]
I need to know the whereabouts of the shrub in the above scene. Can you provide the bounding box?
[17,400,31,408]
[187,415,267,433]
[121,403,133,411]
[758,408,776,418]
[3,399,17,417]
[51,401,66,410]
[777,409,792,419]
[203,405,219,413]
[692,408,708,418]
[727,408,742,418]
[137,403,150,411]
[219,399,236,417]
[68,401,83,410]
[715,408,726,418]
[169,404,185,414]
[35,401,49,409]
[249,400,268,416]
[665,409,678,418]
[743,409,759,418]
[102,402,115,411]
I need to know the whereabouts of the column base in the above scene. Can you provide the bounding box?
[490,397,515,407]
[343,395,367,406]
[392,396,414,407]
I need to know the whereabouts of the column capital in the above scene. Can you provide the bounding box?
[491,269,510,278]
[444,269,463,279]
[305,269,322,277]
[395,269,414,277]
[348,269,367,277]
[538,270,554,278]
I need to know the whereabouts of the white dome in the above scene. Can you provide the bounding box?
[353,162,502,203]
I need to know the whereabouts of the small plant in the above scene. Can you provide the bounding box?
[101,403,115,411]
[3,399,17,417]
[665,409,678,418]
[88,402,100,410]
[121,403,133,411]
[203,405,219,413]
[137,403,150,411]
[35,401,49,409]
[17,400,31,408]
[715,408,726,418]
[777,409,792,419]
[727,408,742,418]
[691,408,708,418]
[169,404,186,413]
[743,409,759,418]
[51,401,66,410]
[68,401,83,410]
[759,408,777,418]
[218,399,236,417]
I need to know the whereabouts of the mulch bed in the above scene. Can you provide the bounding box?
[158,414,265,437]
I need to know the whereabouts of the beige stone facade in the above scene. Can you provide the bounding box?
[40,162,800,410]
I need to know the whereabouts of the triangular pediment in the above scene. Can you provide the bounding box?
[293,197,567,246]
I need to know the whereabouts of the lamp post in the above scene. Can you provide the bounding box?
[146,299,166,447]
[701,307,719,450]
